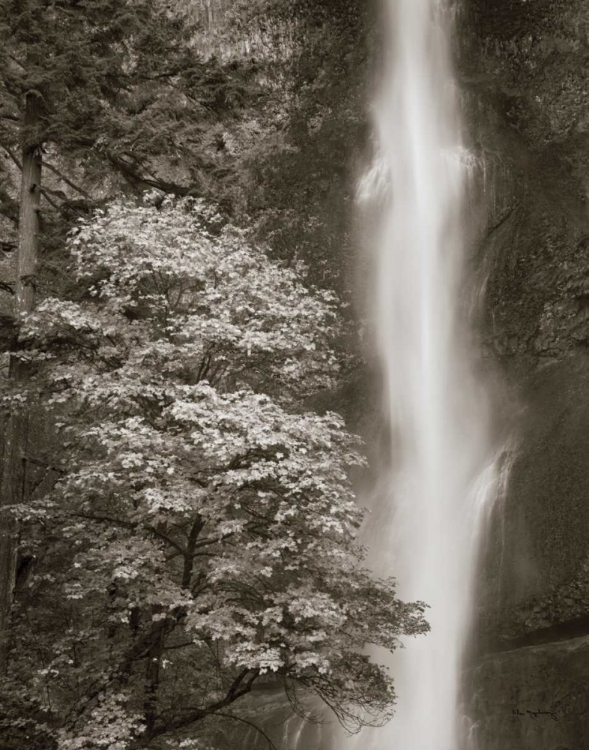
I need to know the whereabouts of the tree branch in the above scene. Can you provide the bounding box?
[1,144,62,213]
[44,161,91,198]
[24,454,67,475]
[74,512,135,529]
[149,668,260,738]
[39,187,60,211]
[1,143,21,170]
[145,524,188,558]
[106,152,190,197]
[163,640,195,651]
[73,513,189,558]
[182,516,205,589]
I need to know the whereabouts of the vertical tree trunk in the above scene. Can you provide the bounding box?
[0,91,42,670]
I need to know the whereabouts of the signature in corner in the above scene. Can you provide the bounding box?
[511,708,559,722]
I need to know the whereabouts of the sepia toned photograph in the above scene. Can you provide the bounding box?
[0,1,587,749]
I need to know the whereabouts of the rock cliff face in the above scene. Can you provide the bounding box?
[467,358,589,749]
[475,359,589,650]
[463,2,589,746]
[465,635,589,750]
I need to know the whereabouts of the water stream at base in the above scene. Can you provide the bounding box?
[343,1,502,749]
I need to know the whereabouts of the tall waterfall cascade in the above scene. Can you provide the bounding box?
[351,0,504,748]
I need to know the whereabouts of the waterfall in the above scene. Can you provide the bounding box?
[348,1,502,748]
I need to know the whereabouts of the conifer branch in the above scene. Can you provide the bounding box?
[1,143,22,170]
[44,162,91,198]
[1,144,61,212]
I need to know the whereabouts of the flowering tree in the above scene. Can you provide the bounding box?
[1,197,427,749]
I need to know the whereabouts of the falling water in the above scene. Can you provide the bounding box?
[351,1,501,749]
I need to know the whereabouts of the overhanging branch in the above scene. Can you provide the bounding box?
[44,161,91,198]
[149,668,260,738]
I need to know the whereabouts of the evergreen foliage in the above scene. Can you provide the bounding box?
[0,0,255,196]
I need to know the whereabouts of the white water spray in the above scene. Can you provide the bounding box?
[351,1,502,749]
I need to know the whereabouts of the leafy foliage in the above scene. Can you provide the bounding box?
[1,197,427,748]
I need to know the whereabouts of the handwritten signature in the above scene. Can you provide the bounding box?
[511,708,559,722]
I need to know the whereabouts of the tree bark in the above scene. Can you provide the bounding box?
[0,91,42,670]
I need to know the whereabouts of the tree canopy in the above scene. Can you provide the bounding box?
[0,196,427,748]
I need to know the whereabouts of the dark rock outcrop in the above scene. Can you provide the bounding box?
[466,635,589,750]
[475,357,589,650]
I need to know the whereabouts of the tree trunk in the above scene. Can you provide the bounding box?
[0,91,42,670]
